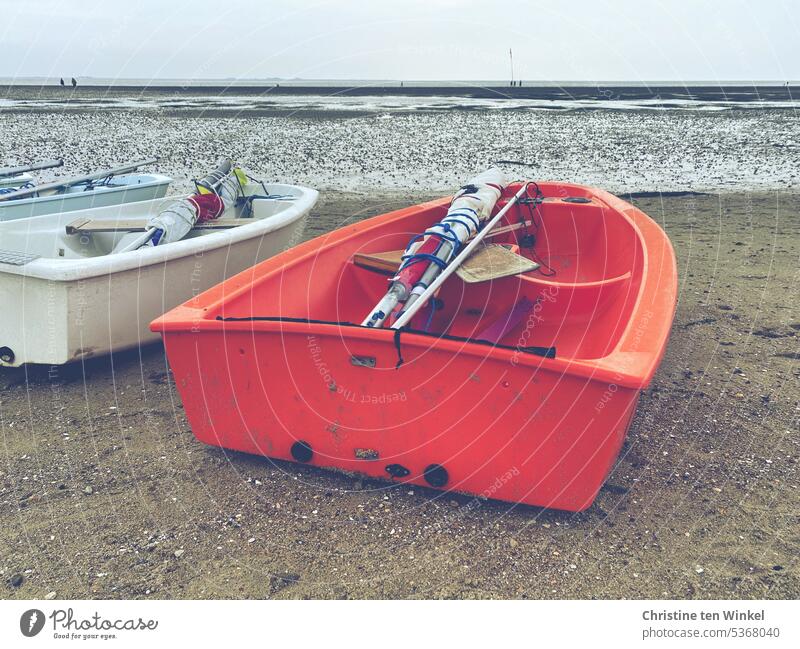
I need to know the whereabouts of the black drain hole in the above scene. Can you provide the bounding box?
[0,347,14,364]
[385,464,410,478]
[423,464,449,488]
[290,441,313,463]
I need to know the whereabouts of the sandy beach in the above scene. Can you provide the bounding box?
[1,182,798,599]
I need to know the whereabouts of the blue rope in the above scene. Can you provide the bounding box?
[400,252,448,269]
[0,181,35,195]
[444,208,480,230]
[423,300,437,332]
[397,205,483,273]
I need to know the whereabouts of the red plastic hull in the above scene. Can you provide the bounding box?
[153,182,677,511]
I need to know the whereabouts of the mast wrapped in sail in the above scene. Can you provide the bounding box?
[146,158,242,246]
[362,168,507,328]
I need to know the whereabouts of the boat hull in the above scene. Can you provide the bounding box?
[0,174,171,221]
[0,185,317,366]
[161,322,639,511]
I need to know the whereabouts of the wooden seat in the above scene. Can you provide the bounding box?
[353,244,538,283]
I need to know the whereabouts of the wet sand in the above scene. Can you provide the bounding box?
[3,84,798,102]
[1,190,798,600]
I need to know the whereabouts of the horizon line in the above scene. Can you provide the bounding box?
[2,76,798,85]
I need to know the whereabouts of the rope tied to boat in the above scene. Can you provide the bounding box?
[0,181,35,195]
[399,208,478,269]
[517,181,557,276]
[393,328,405,369]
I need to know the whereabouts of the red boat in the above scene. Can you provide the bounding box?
[152,180,676,511]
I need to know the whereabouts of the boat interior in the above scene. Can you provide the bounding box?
[0,182,301,260]
[0,173,35,188]
[217,185,647,361]
[38,172,166,197]
[1,173,168,201]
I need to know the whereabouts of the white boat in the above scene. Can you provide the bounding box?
[0,172,35,189]
[0,172,172,221]
[0,177,317,366]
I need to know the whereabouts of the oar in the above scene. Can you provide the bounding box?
[0,158,158,202]
[391,182,530,330]
[0,159,63,178]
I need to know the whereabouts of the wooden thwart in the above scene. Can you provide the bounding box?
[65,217,248,235]
[353,244,538,283]
[352,249,404,273]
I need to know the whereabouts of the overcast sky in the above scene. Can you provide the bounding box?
[1,0,797,82]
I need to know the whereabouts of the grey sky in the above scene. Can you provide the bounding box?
[2,0,797,81]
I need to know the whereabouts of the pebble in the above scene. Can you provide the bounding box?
[45,591,56,599]
[509,538,519,549]
[83,485,94,495]
[9,573,23,588]
[174,549,185,558]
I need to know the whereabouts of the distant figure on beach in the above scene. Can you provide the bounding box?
[59,78,64,87]
[71,77,77,88]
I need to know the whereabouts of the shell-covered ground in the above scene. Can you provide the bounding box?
[1,102,798,194]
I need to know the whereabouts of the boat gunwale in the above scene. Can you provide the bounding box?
[152,182,677,389]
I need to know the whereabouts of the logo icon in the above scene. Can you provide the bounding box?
[20,609,45,637]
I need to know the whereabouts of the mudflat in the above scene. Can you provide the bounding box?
[1,190,797,599]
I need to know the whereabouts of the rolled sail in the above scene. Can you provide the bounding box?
[146,158,242,246]
[362,168,507,328]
